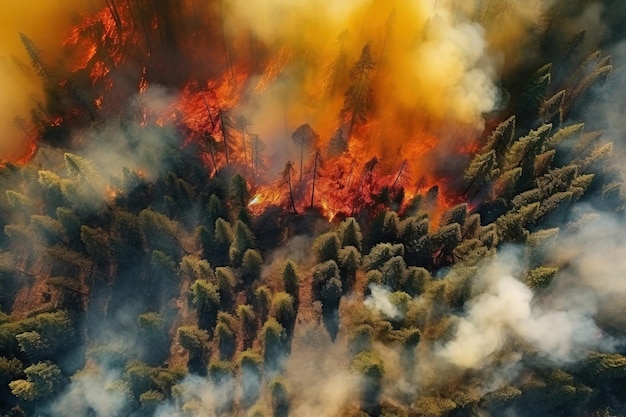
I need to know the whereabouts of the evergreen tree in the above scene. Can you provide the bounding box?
[241,249,263,284]
[9,361,63,401]
[312,231,341,263]
[269,376,290,417]
[352,350,384,414]
[229,220,256,267]
[239,349,263,408]
[291,124,319,181]
[340,44,375,140]
[282,261,299,308]
[19,33,55,84]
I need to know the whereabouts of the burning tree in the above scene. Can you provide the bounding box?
[290,123,318,181]
[340,44,375,141]
[282,161,298,214]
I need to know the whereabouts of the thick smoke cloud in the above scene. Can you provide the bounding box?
[438,250,610,371]
[0,0,99,163]
[433,207,626,389]
[227,0,504,174]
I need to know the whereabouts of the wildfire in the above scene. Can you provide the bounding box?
[9,0,494,220]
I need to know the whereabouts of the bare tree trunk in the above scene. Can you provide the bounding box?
[198,79,216,131]
[287,169,297,214]
[299,143,304,181]
[241,128,248,166]
[220,111,230,164]
[310,151,319,208]
[105,0,123,31]
[391,159,407,190]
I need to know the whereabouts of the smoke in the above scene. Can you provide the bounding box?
[80,86,181,182]
[365,284,402,321]
[0,0,97,163]
[550,208,626,331]
[438,249,613,371]
[224,0,552,176]
[50,368,129,417]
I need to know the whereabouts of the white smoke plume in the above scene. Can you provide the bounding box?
[438,248,613,370]
[365,284,402,321]
[50,368,128,417]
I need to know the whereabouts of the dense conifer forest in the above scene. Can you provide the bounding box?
[1,1,626,416]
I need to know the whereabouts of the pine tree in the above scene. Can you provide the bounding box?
[282,261,299,307]
[251,134,265,177]
[291,124,319,181]
[235,115,252,166]
[19,33,54,84]
[340,44,375,140]
[464,151,498,197]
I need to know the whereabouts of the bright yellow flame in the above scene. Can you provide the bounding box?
[224,0,551,178]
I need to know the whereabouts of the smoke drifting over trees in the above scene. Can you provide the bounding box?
[0,1,626,417]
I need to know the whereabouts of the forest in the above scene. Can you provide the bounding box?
[0,0,626,416]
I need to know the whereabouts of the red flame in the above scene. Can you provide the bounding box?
[16,2,482,220]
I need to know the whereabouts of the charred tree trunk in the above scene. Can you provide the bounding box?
[310,151,320,208]
[391,159,407,190]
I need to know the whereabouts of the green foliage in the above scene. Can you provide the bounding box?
[380,256,407,290]
[241,249,263,283]
[413,396,457,417]
[352,350,384,412]
[282,260,299,302]
[311,259,339,283]
[255,285,272,321]
[139,209,182,258]
[481,115,516,160]
[0,356,23,385]
[313,231,341,263]
[401,266,431,296]
[140,390,164,411]
[464,150,498,197]
[215,313,237,359]
[189,279,220,319]
[87,343,130,368]
[365,269,383,288]
[177,325,209,354]
[214,267,237,310]
[481,385,522,409]
[364,243,404,271]
[494,168,522,199]
[80,225,110,266]
[352,350,384,379]
[338,217,363,251]
[496,203,539,243]
[230,174,250,207]
[239,349,263,408]
[525,267,558,289]
[338,245,361,289]
[9,361,63,401]
[269,376,290,417]
[443,267,478,307]
[16,331,47,361]
[229,220,256,267]
[270,292,295,332]
[439,204,468,228]
[583,352,626,379]
[320,277,343,310]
